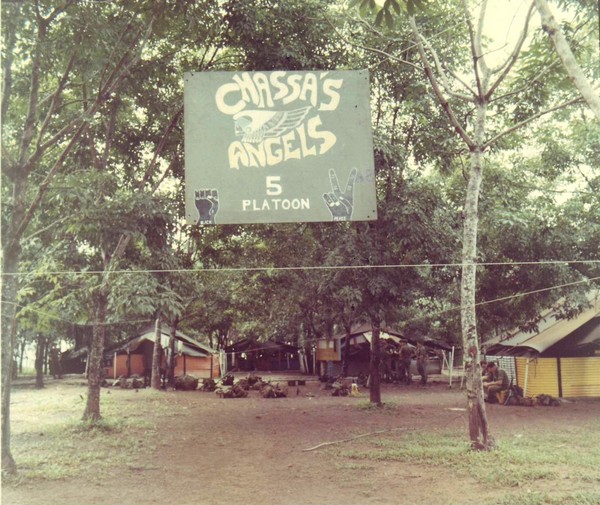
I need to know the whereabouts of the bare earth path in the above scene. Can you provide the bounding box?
[3,377,600,505]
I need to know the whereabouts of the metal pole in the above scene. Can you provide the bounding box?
[524,358,530,397]
[449,346,455,388]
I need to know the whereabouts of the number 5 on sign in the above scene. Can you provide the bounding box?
[266,176,282,196]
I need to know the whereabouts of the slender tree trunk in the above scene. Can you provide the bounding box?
[84,345,91,378]
[151,318,162,390]
[369,313,382,406]
[342,323,352,378]
[461,101,494,450]
[82,292,108,422]
[167,321,177,387]
[535,0,600,119]
[35,335,46,389]
[18,340,26,374]
[42,338,50,376]
[1,250,19,474]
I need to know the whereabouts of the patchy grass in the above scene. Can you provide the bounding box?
[355,399,403,412]
[7,384,162,484]
[489,491,600,505]
[335,425,600,504]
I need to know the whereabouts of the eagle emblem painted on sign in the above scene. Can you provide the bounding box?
[233,106,312,144]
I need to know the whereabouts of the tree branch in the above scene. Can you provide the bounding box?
[138,106,184,191]
[1,3,19,125]
[461,0,486,98]
[489,57,562,104]
[100,100,120,169]
[17,16,44,168]
[327,17,423,72]
[35,50,78,153]
[10,120,92,252]
[418,33,476,102]
[409,16,476,151]
[486,1,536,100]
[535,0,600,119]
[483,95,584,149]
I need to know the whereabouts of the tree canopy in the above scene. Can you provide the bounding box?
[2,0,598,472]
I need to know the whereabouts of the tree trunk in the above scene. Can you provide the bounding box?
[84,345,91,378]
[341,321,352,378]
[42,338,50,376]
[167,321,177,387]
[1,249,19,474]
[35,335,46,389]
[82,292,108,422]
[151,318,162,390]
[18,340,26,374]
[535,0,600,119]
[369,314,382,406]
[461,101,494,450]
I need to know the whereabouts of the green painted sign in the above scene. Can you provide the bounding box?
[184,70,377,225]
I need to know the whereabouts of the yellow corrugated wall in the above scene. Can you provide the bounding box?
[560,357,600,398]
[515,358,559,397]
[516,357,600,398]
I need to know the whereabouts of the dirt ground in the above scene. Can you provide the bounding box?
[3,375,600,505]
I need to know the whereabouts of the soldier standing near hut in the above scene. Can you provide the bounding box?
[398,340,412,385]
[382,342,395,382]
[49,346,62,379]
[415,343,428,385]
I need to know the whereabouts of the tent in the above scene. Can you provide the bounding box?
[316,323,450,377]
[104,327,221,381]
[484,292,600,398]
[224,338,301,372]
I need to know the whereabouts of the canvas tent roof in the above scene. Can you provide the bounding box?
[362,331,402,345]
[111,327,216,358]
[224,339,299,353]
[335,323,453,351]
[485,292,600,357]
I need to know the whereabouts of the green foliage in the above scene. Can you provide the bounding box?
[3,0,598,368]
[349,0,429,27]
[223,0,345,70]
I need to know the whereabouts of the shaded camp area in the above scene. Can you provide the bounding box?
[484,292,600,398]
[316,323,453,378]
[224,338,302,373]
[103,327,221,381]
[59,347,87,374]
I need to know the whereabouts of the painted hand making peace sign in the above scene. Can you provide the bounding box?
[323,167,357,221]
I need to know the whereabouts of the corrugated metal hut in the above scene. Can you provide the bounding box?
[104,327,221,380]
[484,293,600,398]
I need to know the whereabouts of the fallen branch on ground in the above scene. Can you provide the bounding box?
[302,427,413,452]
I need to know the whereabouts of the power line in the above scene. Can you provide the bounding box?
[2,259,599,277]
[407,276,600,325]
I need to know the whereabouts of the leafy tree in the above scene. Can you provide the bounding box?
[1,0,160,473]
[348,0,596,447]
[1,0,234,470]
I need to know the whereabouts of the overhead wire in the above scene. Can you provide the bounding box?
[3,274,598,328]
[2,259,599,277]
